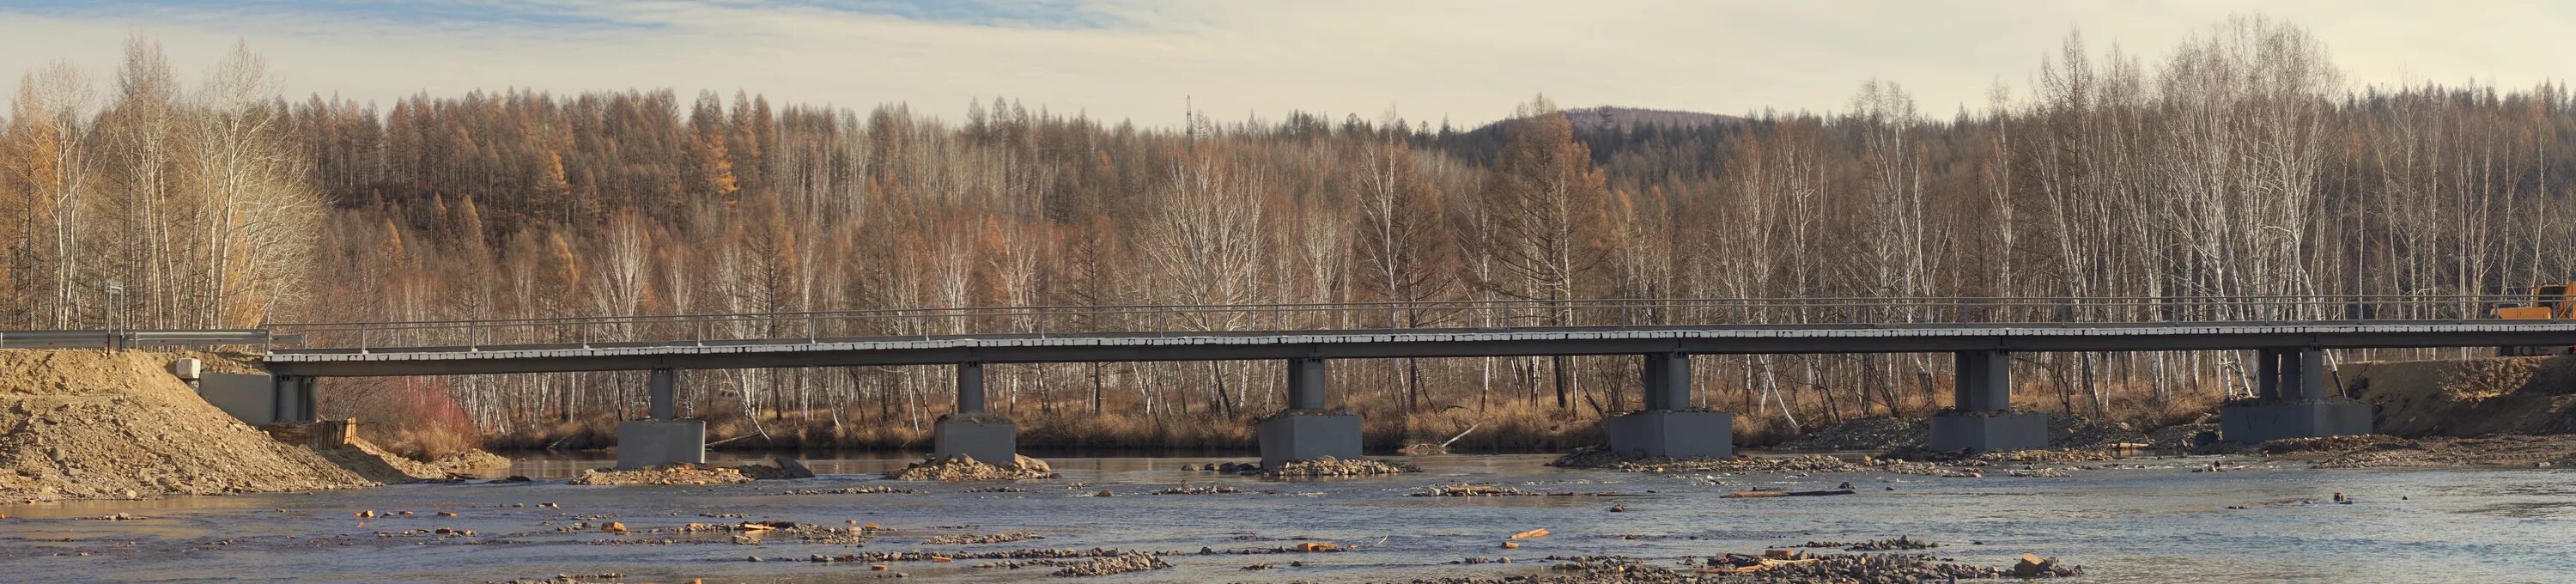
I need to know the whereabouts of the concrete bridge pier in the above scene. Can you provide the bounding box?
[269,375,319,423]
[1257,357,1361,468]
[1929,350,2048,453]
[617,368,708,469]
[2221,348,2372,443]
[934,362,1017,464]
[1604,353,1734,459]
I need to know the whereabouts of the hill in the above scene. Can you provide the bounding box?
[1437,105,1747,167]
[1556,106,1741,131]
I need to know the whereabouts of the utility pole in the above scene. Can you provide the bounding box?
[104,279,124,351]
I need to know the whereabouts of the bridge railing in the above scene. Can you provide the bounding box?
[0,330,281,350]
[258,295,2550,352]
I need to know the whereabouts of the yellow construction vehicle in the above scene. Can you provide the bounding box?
[2491,282,2575,356]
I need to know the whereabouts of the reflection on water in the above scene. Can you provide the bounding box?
[5,454,2576,583]
[504,450,927,479]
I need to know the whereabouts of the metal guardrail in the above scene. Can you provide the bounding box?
[259,295,2564,353]
[0,330,285,350]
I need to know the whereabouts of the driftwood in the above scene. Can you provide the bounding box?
[1721,489,1856,498]
[1399,423,1484,454]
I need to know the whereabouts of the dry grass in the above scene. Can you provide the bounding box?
[457,367,2256,453]
[330,377,486,460]
[467,380,2241,453]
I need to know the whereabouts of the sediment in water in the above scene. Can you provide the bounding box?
[887,453,1057,481]
[569,459,817,485]
[1264,456,1419,478]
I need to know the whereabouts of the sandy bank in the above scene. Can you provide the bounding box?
[0,350,375,501]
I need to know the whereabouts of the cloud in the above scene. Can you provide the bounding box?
[0,0,2569,127]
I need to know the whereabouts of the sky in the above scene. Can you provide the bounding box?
[0,0,2570,128]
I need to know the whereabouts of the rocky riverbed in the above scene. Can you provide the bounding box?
[2255,434,2576,468]
[1266,456,1419,478]
[1406,551,2079,583]
[564,459,819,486]
[15,453,2576,582]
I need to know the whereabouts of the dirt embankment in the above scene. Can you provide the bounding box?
[312,437,512,484]
[0,350,375,501]
[2339,356,2576,436]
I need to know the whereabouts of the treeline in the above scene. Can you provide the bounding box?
[3,38,322,332]
[6,16,2575,454]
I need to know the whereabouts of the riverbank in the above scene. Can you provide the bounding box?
[440,356,2576,461]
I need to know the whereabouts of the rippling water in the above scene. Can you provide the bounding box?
[5,453,2574,583]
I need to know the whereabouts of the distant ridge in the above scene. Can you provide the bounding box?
[1556,106,1741,131]
[1440,106,1744,165]
[1471,106,1741,134]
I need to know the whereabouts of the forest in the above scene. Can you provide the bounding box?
[6,15,2574,456]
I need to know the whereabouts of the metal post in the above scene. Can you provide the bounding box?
[1286,357,1327,411]
[956,362,987,414]
[648,368,676,420]
[1643,353,1690,411]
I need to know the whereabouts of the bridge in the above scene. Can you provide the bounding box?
[98,297,2576,468]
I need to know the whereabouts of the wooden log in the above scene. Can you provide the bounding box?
[1722,489,1856,498]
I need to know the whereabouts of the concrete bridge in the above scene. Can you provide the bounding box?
[231,297,2576,468]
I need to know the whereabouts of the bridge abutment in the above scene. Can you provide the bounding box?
[617,368,706,469]
[1258,357,1361,468]
[2222,348,2372,443]
[1929,350,2048,453]
[934,362,1018,464]
[1605,353,1734,459]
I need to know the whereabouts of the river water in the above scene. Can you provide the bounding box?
[5,452,2574,583]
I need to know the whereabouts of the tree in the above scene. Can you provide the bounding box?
[13,61,94,328]
[1475,95,1612,410]
[186,40,325,327]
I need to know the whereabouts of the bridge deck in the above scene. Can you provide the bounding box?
[262,320,2576,377]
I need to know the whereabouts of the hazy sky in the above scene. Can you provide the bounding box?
[2,0,2568,127]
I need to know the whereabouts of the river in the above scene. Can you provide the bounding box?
[3,453,2573,583]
